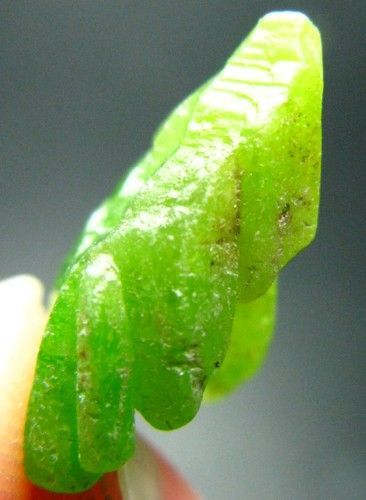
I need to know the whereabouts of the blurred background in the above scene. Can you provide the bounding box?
[1,1,365,499]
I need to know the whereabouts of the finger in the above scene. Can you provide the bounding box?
[0,275,47,499]
[0,276,199,499]
[118,437,200,500]
[0,276,121,499]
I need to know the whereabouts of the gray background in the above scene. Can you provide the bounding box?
[1,1,365,499]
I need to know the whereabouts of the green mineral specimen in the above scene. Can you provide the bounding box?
[24,11,323,492]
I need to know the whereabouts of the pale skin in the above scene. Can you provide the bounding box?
[0,274,199,499]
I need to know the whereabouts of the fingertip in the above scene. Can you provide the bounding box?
[0,275,47,499]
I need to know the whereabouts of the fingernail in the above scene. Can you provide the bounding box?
[117,437,161,500]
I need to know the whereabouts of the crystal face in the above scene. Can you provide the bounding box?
[24,11,323,493]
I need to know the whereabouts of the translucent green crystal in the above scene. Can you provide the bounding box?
[24,11,322,493]
[204,281,277,401]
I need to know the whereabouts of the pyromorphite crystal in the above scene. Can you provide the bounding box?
[204,281,277,401]
[24,11,322,493]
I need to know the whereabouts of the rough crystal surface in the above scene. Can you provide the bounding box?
[24,11,322,493]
